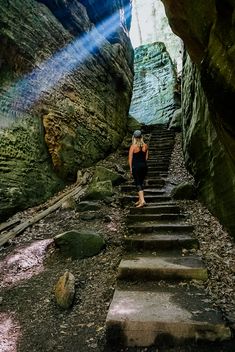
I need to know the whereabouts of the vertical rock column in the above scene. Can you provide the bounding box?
[129,42,177,125]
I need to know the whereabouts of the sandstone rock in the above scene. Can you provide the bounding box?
[76,201,101,212]
[130,0,183,72]
[54,230,105,259]
[182,54,235,238]
[129,42,177,125]
[94,166,125,186]
[0,0,133,219]
[169,108,182,131]
[85,180,113,200]
[54,271,75,309]
[171,181,196,200]
[161,1,235,238]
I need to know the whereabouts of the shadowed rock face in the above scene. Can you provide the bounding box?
[162,0,235,238]
[0,0,133,219]
[129,42,177,125]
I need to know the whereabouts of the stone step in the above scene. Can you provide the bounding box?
[148,170,169,175]
[106,285,231,347]
[127,213,186,223]
[147,165,169,169]
[124,233,199,251]
[149,148,173,151]
[146,179,168,186]
[120,184,165,192]
[147,174,168,179]
[148,162,169,166]
[117,253,208,281]
[149,150,170,153]
[120,185,165,192]
[128,223,194,234]
[147,159,171,163]
[148,156,171,160]
[130,204,181,214]
[147,165,170,169]
[149,154,171,159]
[123,195,172,203]
[147,173,169,179]
[136,190,166,195]
[149,143,174,147]
[150,136,174,139]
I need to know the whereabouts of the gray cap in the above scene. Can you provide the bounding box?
[133,130,142,138]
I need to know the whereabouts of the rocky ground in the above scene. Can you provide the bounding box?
[0,132,234,352]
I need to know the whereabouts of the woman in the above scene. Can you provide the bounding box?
[128,130,148,207]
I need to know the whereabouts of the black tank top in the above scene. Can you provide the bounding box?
[132,146,147,167]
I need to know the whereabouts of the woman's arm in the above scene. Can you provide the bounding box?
[145,144,149,160]
[146,148,149,161]
[128,145,134,173]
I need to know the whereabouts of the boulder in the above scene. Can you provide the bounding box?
[54,230,105,259]
[171,182,196,200]
[54,271,75,309]
[85,180,113,200]
[76,201,101,212]
[94,166,126,186]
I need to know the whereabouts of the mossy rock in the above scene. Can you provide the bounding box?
[169,108,182,131]
[54,230,105,259]
[76,201,101,212]
[85,180,113,200]
[127,115,141,133]
[94,166,125,186]
[171,182,196,200]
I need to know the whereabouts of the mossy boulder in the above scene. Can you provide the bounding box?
[85,180,113,200]
[54,230,105,259]
[94,166,125,186]
[171,182,196,200]
[76,201,101,212]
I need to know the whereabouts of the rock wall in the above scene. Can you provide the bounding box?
[162,0,235,238]
[130,0,183,72]
[129,42,177,125]
[0,0,133,219]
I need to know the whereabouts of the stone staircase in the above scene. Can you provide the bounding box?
[106,125,231,348]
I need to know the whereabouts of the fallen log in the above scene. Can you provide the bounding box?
[0,171,91,247]
[0,219,21,233]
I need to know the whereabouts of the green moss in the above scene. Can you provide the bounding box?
[0,115,64,219]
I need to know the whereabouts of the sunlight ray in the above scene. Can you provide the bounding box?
[0,4,131,129]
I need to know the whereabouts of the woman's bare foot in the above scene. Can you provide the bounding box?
[136,201,146,208]
[135,200,140,205]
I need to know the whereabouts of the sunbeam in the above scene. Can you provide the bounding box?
[0,4,131,129]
